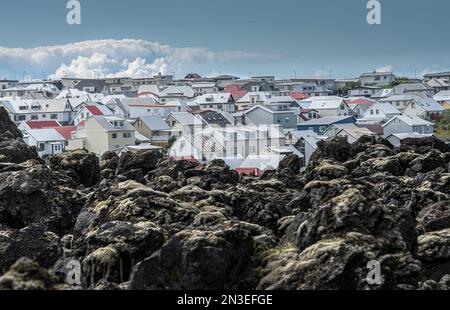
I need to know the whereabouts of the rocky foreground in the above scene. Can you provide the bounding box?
[0,107,449,290]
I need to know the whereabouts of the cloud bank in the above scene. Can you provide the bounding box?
[0,39,269,79]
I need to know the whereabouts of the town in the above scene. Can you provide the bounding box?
[0,70,449,175]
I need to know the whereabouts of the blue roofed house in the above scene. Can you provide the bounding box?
[297,116,356,134]
[132,115,172,146]
[402,94,444,121]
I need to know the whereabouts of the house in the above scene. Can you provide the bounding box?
[213,75,240,89]
[72,104,114,126]
[240,81,278,94]
[193,110,233,128]
[298,109,320,123]
[74,79,108,94]
[297,116,356,134]
[386,133,434,147]
[371,88,394,100]
[382,115,434,138]
[348,86,381,97]
[191,82,218,96]
[169,125,285,163]
[0,80,19,92]
[166,112,203,137]
[236,92,273,111]
[359,71,395,87]
[0,99,74,125]
[292,130,327,166]
[378,94,414,111]
[132,115,172,146]
[325,124,375,143]
[361,102,401,122]
[22,128,66,157]
[67,116,136,156]
[292,83,333,97]
[159,86,195,103]
[423,71,450,81]
[222,84,247,101]
[242,105,297,129]
[288,92,310,101]
[402,94,444,120]
[392,83,435,97]
[236,155,286,176]
[300,96,350,117]
[194,93,236,113]
[433,90,450,105]
[347,98,376,118]
[425,78,449,92]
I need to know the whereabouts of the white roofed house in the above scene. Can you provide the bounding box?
[361,102,401,123]
[165,112,204,138]
[194,93,236,113]
[191,82,219,96]
[325,124,376,144]
[359,71,395,87]
[291,130,327,167]
[22,128,66,157]
[0,98,74,125]
[236,92,273,111]
[159,86,195,103]
[300,96,350,117]
[67,116,136,156]
[382,115,434,138]
[402,94,444,121]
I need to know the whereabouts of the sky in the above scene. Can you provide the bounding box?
[0,0,449,80]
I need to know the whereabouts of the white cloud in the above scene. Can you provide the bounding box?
[0,39,269,79]
[375,65,393,73]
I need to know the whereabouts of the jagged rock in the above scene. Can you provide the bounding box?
[0,258,60,290]
[309,136,352,164]
[0,225,62,273]
[0,163,85,233]
[198,159,239,190]
[400,136,450,154]
[418,229,450,261]
[100,151,119,171]
[117,150,163,176]
[416,201,450,233]
[129,224,254,290]
[50,149,100,187]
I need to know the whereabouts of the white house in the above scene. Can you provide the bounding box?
[326,124,376,144]
[72,104,114,126]
[243,105,297,129]
[300,96,350,117]
[362,102,401,122]
[403,94,444,120]
[22,128,66,157]
[386,133,434,147]
[382,115,434,138]
[359,71,395,87]
[194,93,236,113]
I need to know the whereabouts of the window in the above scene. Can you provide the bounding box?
[319,126,326,133]
[42,114,46,118]
[38,143,45,151]
[16,115,26,121]
[123,132,131,138]
[376,110,380,115]
[112,133,118,139]
[31,115,38,120]
[370,110,374,115]
[51,114,58,119]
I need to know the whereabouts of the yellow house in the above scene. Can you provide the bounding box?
[442,101,450,110]
[67,116,136,156]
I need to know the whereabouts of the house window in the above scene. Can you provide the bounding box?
[112,133,118,139]
[31,115,38,120]
[42,114,47,118]
[123,132,131,138]
[38,143,45,151]
[319,126,326,133]
[16,115,26,121]
[51,114,58,119]
[370,110,374,115]
[376,110,380,115]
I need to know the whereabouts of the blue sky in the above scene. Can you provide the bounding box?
[0,0,449,80]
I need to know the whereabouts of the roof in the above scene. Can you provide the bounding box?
[85,104,113,116]
[25,120,61,129]
[194,93,234,104]
[412,95,444,112]
[360,71,394,77]
[348,98,376,105]
[387,133,434,140]
[54,126,77,139]
[93,116,135,132]
[424,71,450,77]
[298,116,355,126]
[383,115,433,128]
[301,96,347,110]
[239,154,285,171]
[196,110,231,127]
[214,75,239,80]
[26,128,65,142]
[167,112,198,126]
[368,103,401,115]
[434,90,450,102]
[136,115,170,131]
[244,104,295,115]
[74,79,107,92]
[335,124,375,138]
[289,92,310,100]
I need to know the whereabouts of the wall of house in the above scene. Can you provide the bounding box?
[107,131,136,153]
[383,120,413,137]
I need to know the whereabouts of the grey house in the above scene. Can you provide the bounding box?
[243,105,297,129]
[382,115,434,138]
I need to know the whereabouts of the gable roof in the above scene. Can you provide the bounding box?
[434,90,450,102]
[93,116,135,132]
[368,103,401,115]
[136,115,170,131]
[85,104,113,116]
[382,115,433,128]
[303,97,347,110]
[26,128,65,142]
[54,126,77,139]
[194,93,234,104]
[167,112,198,126]
[298,116,355,126]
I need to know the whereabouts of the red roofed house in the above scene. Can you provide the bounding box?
[298,109,320,123]
[348,98,376,118]
[223,84,248,101]
[73,104,114,126]
[54,126,77,140]
[289,92,310,101]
